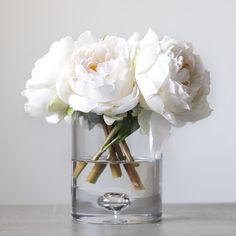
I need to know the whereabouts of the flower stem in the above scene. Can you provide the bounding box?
[119,141,139,167]
[86,162,107,183]
[73,126,119,178]
[105,125,123,178]
[86,124,122,184]
[72,161,87,179]
[115,143,144,190]
[73,122,144,191]
[102,124,122,179]
[109,149,122,179]
[119,141,133,161]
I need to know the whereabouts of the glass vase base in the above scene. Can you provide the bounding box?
[72,213,162,224]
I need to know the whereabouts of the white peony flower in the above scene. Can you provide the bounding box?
[57,31,139,124]
[22,37,75,123]
[135,29,211,126]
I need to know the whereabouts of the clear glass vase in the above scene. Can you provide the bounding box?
[71,115,162,224]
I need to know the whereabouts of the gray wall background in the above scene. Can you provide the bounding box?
[0,0,235,204]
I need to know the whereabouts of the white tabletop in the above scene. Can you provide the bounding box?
[0,204,235,236]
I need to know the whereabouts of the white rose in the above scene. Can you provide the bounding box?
[22,37,75,123]
[57,31,139,124]
[135,29,211,126]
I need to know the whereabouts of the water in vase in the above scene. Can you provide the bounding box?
[71,158,162,224]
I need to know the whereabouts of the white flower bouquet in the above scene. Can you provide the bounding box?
[22,29,211,190]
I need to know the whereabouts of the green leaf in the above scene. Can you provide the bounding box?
[87,113,103,130]
[80,112,103,130]
[102,114,140,151]
[67,107,75,116]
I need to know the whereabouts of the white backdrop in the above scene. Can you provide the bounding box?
[0,0,235,204]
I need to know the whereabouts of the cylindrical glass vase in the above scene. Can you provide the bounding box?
[71,115,162,224]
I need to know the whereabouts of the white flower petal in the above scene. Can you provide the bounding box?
[92,104,112,114]
[46,113,62,124]
[135,43,160,74]
[56,73,73,104]
[104,36,128,58]
[138,110,171,159]
[147,54,170,90]
[77,31,97,47]
[139,28,159,49]
[69,94,97,113]
[111,86,139,114]
[138,109,152,134]
[149,113,171,159]
[47,96,68,116]
[23,88,53,117]
[103,115,116,125]
[27,37,75,89]
[103,114,127,125]
[136,74,164,114]
[127,32,140,44]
